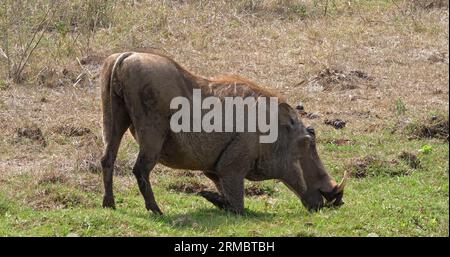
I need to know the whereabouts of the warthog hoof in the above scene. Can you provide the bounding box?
[102,196,116,209]
[198,191,244,215]
[146,203,163,215]
[198,191,227,210]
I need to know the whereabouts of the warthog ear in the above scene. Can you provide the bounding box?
[278,103,297,128]
[298,134,312,148]
[306,126,315,137]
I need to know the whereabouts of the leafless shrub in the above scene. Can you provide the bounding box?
[0,0,113,84]
[0,1,55,84]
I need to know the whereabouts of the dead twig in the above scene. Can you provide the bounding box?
[0,47,7,59]
[76,57,93,77]
[72,72,86,87]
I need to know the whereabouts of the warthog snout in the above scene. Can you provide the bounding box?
[320,171,348,208]
[293,126,349,211]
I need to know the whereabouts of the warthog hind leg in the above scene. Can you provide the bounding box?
[101,97,130,209]
[133,151,163,215]
[130,115,167,215]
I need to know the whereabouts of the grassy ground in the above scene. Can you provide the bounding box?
[0,0,448,236]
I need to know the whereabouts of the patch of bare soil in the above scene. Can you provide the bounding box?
[171,215,200,228]
[398,151,421,169]
[15,125,47,147]
[72,173,102,193]
[26,186,95,210]
[428,52,448,64]
[245,183,276,197]
[73,134,134,176]
[167,181,208,194]
[324,118,346,129]
[79,54,105,66]
[325,138,355,146]
[307,68,375,92]
[295,103,320,119]
[74,134,103,174]
[172,169,196,177]
[37,67,79,88]
[348,156,378,178]
[38,53,104,88]
[76,54,105,84]
[38,171,69,185]
[346,155,412,178]
[408,115,449,141]
[52,125,92,137]
[38,170,101,193]
[304,112,320,119]
[413,0,449,9]
[167,180,276,197]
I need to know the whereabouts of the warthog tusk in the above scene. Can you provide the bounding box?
[338,171,349,191]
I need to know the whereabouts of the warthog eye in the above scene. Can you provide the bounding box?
[306,126,315,136]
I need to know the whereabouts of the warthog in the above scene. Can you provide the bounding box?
[100,51,347,215]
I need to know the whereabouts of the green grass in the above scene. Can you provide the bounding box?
[0,131,447,237]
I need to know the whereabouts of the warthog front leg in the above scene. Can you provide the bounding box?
[200,171,244,214]
[200,172,228,209]
[200,137,255,215]
[220,174,245,215]
[199,183,245,215]
[198,191,228,210]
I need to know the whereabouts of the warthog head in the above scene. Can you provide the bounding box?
[275,103,348,211]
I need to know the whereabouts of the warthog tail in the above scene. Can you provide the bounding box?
[100,52,133,145]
